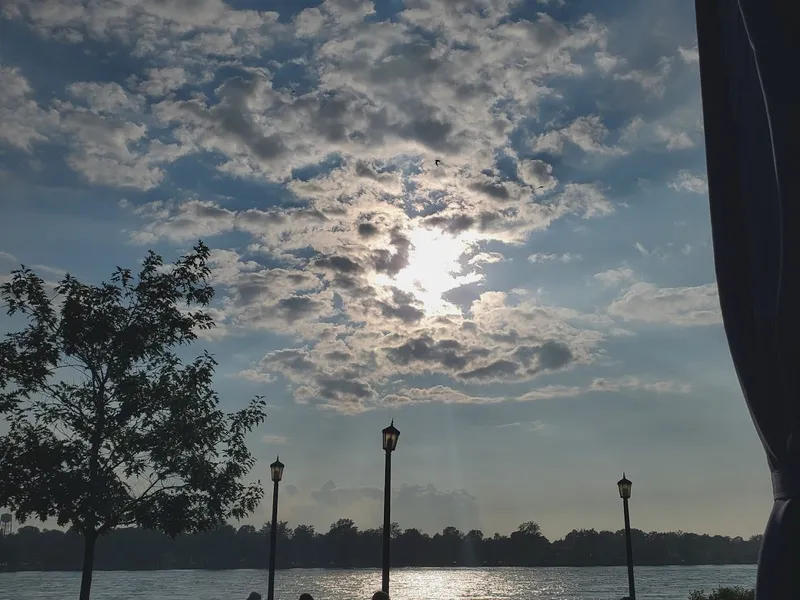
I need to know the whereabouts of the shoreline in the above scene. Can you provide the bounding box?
[1,563,759,573]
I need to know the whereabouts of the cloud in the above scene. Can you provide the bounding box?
[238,369,276,384]
[310,480,382,509]
[613,56,672,97]
[261,434,288,445]
[516,376,691,401]
[137,67,191,98]
[530,115,626,156]
[620,111,700,153]
[236,288,613,411]
[587,377,691,395]
[594,267,636,286]
[3,0,712,423]
[678,44,699,64]
[383,374,689,408]
[130,200,236,243]
[517,158,558,192]
[594,51,626,74]
[0,67,57,152]
[607,282,722,326]
[468,252,505,267]
[669,170,708,194]
[528,253,582,263]
[67,81,144,115]
[384,386,503,407]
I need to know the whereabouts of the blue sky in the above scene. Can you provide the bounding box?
[0,0,771,539]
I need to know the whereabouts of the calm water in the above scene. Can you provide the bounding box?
[0,566,756,600]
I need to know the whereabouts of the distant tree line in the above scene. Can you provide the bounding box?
[0,520,760,571]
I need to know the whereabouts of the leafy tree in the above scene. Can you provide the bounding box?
[0,242,266,599]
[0,522,762,571]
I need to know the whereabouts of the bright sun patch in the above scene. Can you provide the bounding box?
[375,227,483,316]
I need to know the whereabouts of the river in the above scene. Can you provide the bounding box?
[0,565,756,600]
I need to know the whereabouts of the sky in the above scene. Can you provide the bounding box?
[0,0,772,541]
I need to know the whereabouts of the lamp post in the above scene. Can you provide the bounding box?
[617,473,636,600]
[267,456,284,600]
[381,420,400,595]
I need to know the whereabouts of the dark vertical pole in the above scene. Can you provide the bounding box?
[268,480,279,600]
[623,497,636,600]
[381,449,392,594]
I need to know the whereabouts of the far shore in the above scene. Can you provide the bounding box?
[1,563,759,573]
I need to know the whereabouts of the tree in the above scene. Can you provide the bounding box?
[0,242,266,600]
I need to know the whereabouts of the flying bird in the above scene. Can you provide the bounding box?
[434,159,442,167]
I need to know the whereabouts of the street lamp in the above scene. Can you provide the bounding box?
[381,420,400,594]
[267,456,285,600]
[617,473,636,600]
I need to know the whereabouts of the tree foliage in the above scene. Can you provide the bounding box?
[0,522,761,571]
[0,242,266,598]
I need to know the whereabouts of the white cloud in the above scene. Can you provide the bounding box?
[468,252,505,266]
[678,45,699,64]
[531,115,626,156]
[594,267,636,286]
[0,67,57,152]
[620,112,699,153]
[669,170,708,194]
[613,56,672,97]
[137,67,190,98]
[129,200,236,243]
[528,253,582,263]
[239,369,276,384]
[67,81,143,115]
[384,374,690,407]
[2,0,714,419]
[517,158,558,192]
[607,282,722,326]
[594,51,626,73]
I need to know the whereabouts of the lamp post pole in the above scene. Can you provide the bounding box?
[618,473,636,600]
[267,457,284,600]
[382,447,392,593]
[381,420,400,595]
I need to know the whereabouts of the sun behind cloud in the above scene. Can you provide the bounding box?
[374,227,482,317]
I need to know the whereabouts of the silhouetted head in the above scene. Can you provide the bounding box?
[372,592,390,600]
[247,593,262,600]
[299,594,314,600]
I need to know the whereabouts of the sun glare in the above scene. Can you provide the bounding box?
[375,227,482,316]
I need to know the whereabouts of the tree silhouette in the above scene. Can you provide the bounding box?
[0,242,266,599]
[0,522,762,571]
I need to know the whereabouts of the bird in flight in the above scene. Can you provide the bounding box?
[434,159,442,167]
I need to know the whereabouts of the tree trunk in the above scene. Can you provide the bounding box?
[79,532,97,600]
